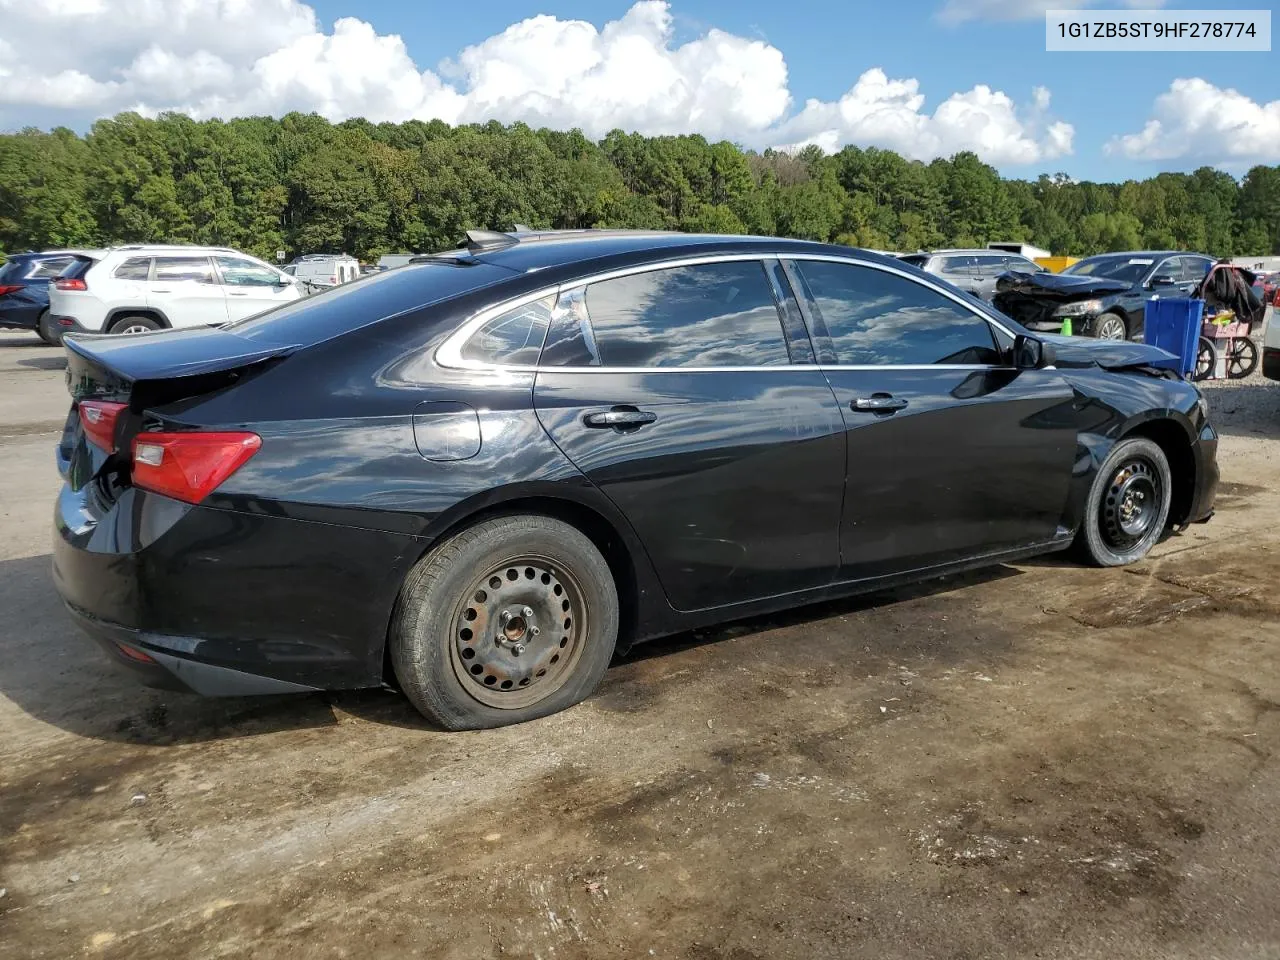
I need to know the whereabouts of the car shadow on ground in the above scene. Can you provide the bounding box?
[2,552,1027,745]
[16,355,66,371]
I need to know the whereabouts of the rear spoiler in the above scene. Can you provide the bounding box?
[65,327,294,384]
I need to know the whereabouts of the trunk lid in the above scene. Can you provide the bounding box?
[60,328,292,496]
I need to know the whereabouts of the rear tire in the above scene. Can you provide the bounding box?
[36,310,61,345]
[1074,437,1172,567]
[109,315,161,335]
[390,515,619,730]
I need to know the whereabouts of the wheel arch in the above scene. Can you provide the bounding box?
[381,489,667,686]
[105,307,170,331]
[1122,416,1196,526]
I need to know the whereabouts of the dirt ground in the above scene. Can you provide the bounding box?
[3,326,1280,960]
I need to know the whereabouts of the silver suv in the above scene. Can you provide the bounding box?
[899,249,1044,301]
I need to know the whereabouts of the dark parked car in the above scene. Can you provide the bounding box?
[1020,251,1215,340]
[897,249,1044,301]
[53,230,1218,729]
[0,250,99,343]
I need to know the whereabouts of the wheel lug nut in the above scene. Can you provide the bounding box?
[522,606,533,617]
[531,626,540,636]
[514,644,525,655]
[499,610,510,623]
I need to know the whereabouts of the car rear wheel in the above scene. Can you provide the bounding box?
[390,515,619,729]
[36,310,61,345]
[1093,313,1128,341]
[109,315,161,335]
[1074,437,1172,567]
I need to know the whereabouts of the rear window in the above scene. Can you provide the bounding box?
[0,260,24,283]
[28,256,74,279]
[224,260,517,347]
[898,255,927,268]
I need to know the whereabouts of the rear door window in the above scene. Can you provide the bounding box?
[794,259,1001,366]
[939,255,979,277]
[581,260,789,367]
[153,257,217,284]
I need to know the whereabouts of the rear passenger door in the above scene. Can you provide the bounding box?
[786,257,1077,579]
[533,257,847,611]
[145,256,228,328]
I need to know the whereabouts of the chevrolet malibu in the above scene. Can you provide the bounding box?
[53,230,1218,729]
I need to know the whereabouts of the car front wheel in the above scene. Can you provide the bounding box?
[390,515,619,729]
[1093,313,1128,341]
[1074,437,1172,566]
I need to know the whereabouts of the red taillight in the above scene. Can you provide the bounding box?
[79,400,128,452]
[0,284,21,296]
[131,432,262,504]
[115,642,157,664]
[55,277,87,291]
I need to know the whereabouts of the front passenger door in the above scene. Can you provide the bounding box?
[214,256,296,321]
[786,258,1077,579]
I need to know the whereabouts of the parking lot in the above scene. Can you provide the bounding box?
[3,325,1280,959]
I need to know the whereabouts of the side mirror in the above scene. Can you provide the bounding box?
[1014,334,1056,369]
[1149,274,1176,288]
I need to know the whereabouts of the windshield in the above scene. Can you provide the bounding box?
[1064,256,1152,284]
[223,260,517,346]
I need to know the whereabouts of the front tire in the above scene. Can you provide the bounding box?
[390,515,619,730]
[1093,312,1128,341]
[1074,437,1172,567]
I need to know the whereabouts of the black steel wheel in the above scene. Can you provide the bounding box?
[1074,437,1172,567]
[1192,337,1217,382]
[448,556,587,709]
[1226,338,1258,379]
[390,515,619,729]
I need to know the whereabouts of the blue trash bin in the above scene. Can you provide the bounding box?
[1143,298,1204,378]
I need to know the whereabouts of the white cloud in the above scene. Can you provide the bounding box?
[1107,78,1280,164]
[937,0,1161,24]
[772,69,1073,165]
[0,0,1067,167]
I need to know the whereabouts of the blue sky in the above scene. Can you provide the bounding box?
[2,0,1276,181]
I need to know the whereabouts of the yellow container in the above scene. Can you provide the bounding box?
[1035,256,1079,273]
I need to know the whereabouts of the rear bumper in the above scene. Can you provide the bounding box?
[0,303,42,330]
[66,603,320,695]
[53,481,420,694]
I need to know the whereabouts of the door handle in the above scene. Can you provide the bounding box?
[852,395,908,413]
[150,288,171,293]
[583,408,658,429]
[229,292,249,297]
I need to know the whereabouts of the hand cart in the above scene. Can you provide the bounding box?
[1192,319,1258,381]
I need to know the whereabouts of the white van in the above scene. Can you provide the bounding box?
[290,254,361,289]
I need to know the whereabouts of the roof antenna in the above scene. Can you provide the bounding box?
[465,229,518,253]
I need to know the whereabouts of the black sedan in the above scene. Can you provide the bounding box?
[1014,251,1215,341]
[53,230,1218,729]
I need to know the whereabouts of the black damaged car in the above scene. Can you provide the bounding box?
[53,230,1218,729]
[995,251,1214,341]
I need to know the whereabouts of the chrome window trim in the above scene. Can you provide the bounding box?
[435,250,1017,374]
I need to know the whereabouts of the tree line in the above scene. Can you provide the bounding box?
[1,111,1278,263]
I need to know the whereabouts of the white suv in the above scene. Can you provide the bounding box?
[48,245,301,339]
